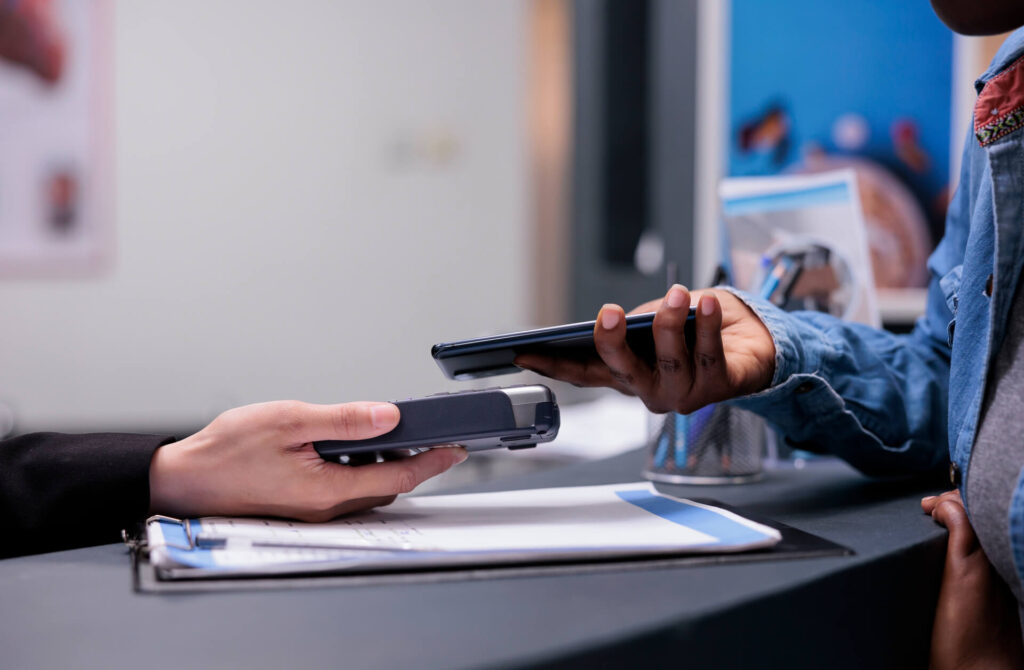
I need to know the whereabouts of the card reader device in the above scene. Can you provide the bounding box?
[313,384,559,459]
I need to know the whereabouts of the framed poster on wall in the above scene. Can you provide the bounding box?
[0,0,112,276]
[728,0,954,328]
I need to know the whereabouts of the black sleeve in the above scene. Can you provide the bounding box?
[0,432,175,558]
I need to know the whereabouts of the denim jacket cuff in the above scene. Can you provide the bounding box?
[717,286,825,387]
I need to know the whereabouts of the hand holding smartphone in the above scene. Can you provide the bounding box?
[431,308,697,380]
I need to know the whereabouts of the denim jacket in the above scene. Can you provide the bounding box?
[731,29,1024,501]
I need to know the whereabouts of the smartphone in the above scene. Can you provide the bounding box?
[431,308,697,380]
[313,385,559,459]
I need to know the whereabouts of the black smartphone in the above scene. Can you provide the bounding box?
[313,385,559,459]
[431,309,697,380]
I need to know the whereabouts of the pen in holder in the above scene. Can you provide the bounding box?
[642,262,765,484]
[643,404,765,485]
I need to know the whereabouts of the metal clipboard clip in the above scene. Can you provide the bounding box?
[126,516,418,555]
[140,514,196,551]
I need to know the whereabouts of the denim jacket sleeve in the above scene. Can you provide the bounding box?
[728,287,952,476]
[725,184,966,476]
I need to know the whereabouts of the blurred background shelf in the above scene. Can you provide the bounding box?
[878,287,928,332]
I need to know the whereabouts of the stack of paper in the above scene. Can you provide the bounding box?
[146,483,781,580]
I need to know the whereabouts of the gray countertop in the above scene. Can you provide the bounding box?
[1,450,949,669]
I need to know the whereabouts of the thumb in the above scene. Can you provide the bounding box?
[266,401,401,444]
[932,498,980,558]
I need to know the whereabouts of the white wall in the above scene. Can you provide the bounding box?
[0,0,530,433]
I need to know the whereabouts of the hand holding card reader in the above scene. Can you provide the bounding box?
[313,385,559,460]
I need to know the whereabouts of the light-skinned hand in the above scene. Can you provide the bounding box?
[148,400,467,522]
[516,285,776,414]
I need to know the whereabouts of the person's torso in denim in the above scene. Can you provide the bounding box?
[732,26,1024,582]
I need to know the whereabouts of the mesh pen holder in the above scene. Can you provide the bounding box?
[643,403,765,484]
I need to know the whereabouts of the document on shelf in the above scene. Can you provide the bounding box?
[145,482,782,579]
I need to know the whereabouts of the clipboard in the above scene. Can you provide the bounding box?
[126,499,851,594]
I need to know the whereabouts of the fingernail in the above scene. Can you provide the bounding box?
[454,449,469,464]
[700,295,716,316]
[922,496,935,503]
[371,404,399,429]
[666,285,685,308]
[600,307,620,330]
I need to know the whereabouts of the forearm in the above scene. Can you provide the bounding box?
[0,432,173,557]
[728,289,951,476]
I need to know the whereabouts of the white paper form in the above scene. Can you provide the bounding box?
[147,483,781,577]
